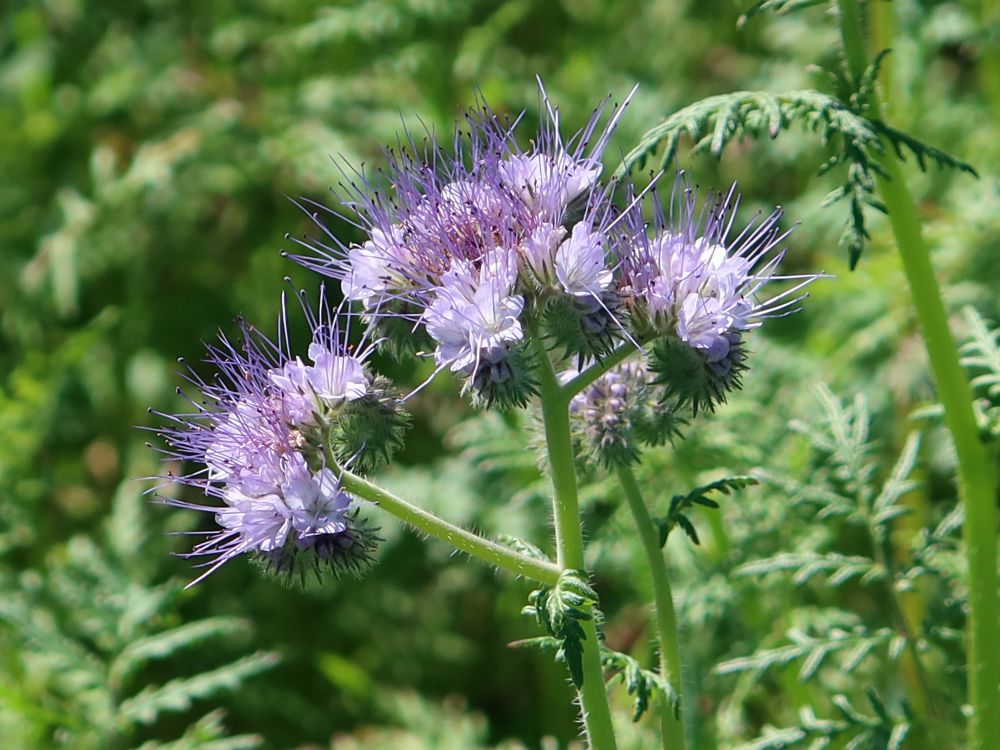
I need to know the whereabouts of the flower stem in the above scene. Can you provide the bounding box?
[617,465,686,750]
[536,340,619,750]
[562,341,639,400]
[337,468,561,586]
[837,2,1000,746]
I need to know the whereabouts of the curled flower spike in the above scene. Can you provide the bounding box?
[618,175,820,412]
[568,360,685,468]
[150,288,405,585]
[283,79,635,403]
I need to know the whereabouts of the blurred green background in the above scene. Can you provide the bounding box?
[2,0,998,748]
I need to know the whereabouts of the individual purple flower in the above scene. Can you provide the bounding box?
[423,248,524,380]
[619,177,819,411]
[555,221,614,299]
[340,225,410,310]
[498,150,600,218]
[151,291,391,584]
[521,223,566,286]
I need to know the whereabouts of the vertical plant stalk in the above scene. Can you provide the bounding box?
[536,342,619,750]
[617,465,687,750]
[837,2,1000,746]
[869,523,941,746]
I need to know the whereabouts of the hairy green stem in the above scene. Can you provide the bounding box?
[535,340,619,750]
[337,469,560,586]
[837,2,1000,746]
[618,465,686,750]
[562,341,639,399]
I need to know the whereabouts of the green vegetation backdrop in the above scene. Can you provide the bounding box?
[2,0,998,747]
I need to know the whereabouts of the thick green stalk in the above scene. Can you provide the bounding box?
[617,465,686,750]
[338,469,560,586]
[836,2,1000,746]
[535,342,619,750]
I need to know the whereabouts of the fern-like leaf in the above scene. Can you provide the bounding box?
[655,475,758,547]
[118,651,280,726]
[735,692,910,750]
[961,307,1000,397]
[521,569,599,688]
[735,552,884,587]
[110,617,252,688]
[960,307,1000,439]
[615,87,976,267]
[715,626,895,682]
[511,637,678,722]
[134,709,262,750]
[601,647,679,722]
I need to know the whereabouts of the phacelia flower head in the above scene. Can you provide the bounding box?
[284,80,635,405]
[568,360,685,468]
[152,290,406,585]
[618,176,818,413]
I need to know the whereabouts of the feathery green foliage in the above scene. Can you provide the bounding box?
[655,476,758,547]
[521,570,600,688]
[601,646,680,723]
[0,484,276,749]
[716,386,965,746]
[733,691,910,750]
[960,307,1000,439]
[615,74,976,267]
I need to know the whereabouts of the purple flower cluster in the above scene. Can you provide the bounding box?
[620,180,812,375]
[287,84,632,402]
[156,80,819,582]
[153,296,385,584]
[288,83,816,408]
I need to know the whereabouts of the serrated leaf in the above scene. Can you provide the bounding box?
[133,709,262,750]
[735,552,879,587]
[601,646,680,722]
[715,628,893,683]
[522,570,600,689]
[657,475,756,546]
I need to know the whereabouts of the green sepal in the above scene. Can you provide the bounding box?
[370,302,435,360]
[470,344,539,411]
[251,510,382,588]
[324,376,410,472]
[648,335,746,416]
[541,293,621,363]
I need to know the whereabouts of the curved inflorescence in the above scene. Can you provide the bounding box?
[151,290,403,584]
